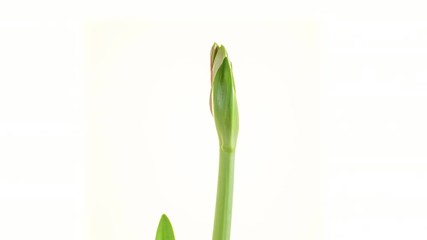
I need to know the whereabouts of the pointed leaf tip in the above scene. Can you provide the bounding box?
[155,214,175,240]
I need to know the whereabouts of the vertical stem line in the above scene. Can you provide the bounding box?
[213,149,235,240]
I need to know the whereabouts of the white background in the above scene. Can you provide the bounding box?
[1,1,427,240]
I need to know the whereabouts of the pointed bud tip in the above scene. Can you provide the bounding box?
[218,45,228,58]
[211,43,228,64]
[212,42,219,49]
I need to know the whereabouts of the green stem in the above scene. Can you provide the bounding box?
[213,149,235,240]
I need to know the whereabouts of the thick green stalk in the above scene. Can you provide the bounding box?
[213,149,235,240]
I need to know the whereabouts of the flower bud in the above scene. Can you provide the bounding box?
[210,43,239,152]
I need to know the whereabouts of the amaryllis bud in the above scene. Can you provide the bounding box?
[210,43,239,152]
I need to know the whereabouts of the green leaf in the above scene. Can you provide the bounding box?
[155,214,176,240]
